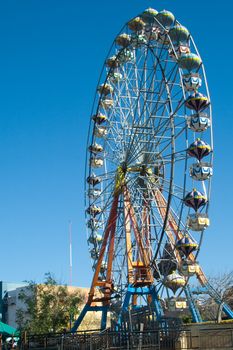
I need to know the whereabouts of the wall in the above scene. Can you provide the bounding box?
[176,323,233,350]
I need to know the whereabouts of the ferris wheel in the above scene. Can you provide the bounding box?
[73,8,233,331]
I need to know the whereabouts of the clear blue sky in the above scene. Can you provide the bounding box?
[0,0,232,287]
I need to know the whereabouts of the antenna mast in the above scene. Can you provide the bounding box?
[69,220,73,286]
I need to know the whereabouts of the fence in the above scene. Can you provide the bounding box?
[21,323,233,350]
[21,328,179,350]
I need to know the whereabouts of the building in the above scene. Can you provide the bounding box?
[0,281,28,324]
[1,282,101,330]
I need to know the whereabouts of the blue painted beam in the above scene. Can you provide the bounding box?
[118,284,164,326]
[184,286,202,323]
[72,304,109,332]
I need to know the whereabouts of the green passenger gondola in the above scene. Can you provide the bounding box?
[169,25,190,44]
[178,53,202,72]
[141,8,158,24]
[156,10,175,28]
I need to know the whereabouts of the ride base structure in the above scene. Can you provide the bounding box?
[72,8,233,331]
[73,167,233,331]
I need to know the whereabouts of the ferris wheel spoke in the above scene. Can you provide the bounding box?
[127,117,172,165]
[148,71,182,142]
[123,51,155,157]
[126,65,182,165]
[155,124,187,160]
[124,60,174,159]
[149,54,177,115]
[123,47,167,152]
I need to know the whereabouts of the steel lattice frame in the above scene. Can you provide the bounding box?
[72,9,233,331]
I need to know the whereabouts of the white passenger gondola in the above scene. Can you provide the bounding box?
[167,298,187,311]
[88,188,102,199]
[90,157,104,168]
[89,143,103,154]
[180,261,199,277]
[187,113,211,132]
[99,98,114,109]
[187,213,210,231]
[94,126,108,138]
[182,73,202,91]
[190,162,213,181]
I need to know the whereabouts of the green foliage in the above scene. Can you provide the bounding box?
[181,315,192,324]
[16,273,84,334]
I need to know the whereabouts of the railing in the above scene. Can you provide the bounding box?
[20,324,233,350]
[22,329,101,350]
[21,329,161,349]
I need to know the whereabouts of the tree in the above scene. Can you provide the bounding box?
[16,273,84,334]
[198,271,233,322]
